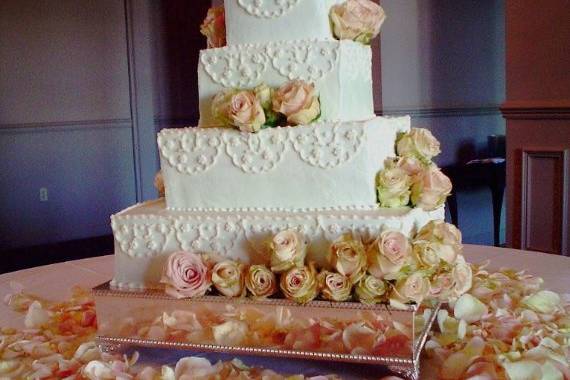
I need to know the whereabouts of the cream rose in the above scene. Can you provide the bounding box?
[367,230,411,278]
[211,260,245,297]
[376,167,411,208]
[330,0,386,44]
[415,221,462,264]
[452,260,473,297]
[245,264,277,299]
[396,128,441,162]
[272,80,320,125]
[329,236,367,284]
[411,166,452,211]
[355,275,387,305]
[229,91,266,133]
[393,273,431,305]
[280,263,318,304]
[270,229,307,273]
[160,252,211,299]
[210,89,236,127]
[200,7,226,48]
[318,271,352,302]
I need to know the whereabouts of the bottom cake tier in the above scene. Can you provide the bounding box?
[110,199,444,290]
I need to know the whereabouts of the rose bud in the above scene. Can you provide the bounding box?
[391,272,431,305]
[318,271,352,302]
[376,167,411,208]
[200,7,226,48]
[270,229,308,273]
[355,274,387,305]
[228,90,266,133]
[329,236,367,284]
[280,263,318,304]
[211,260,246,297]
[245,264,277,299]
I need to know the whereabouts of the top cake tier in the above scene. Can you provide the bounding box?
[224,0,343,45]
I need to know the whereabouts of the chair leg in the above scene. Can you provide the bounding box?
[447,192,459,228]
[491,186,505,247]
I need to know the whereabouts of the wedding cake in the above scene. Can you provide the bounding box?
[109,0,450,291]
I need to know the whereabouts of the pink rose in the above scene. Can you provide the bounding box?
[330,0,386,44]
[160,251,211,299]
[200,7,226,48]
[272,80,320,125]
[411,165,452,211]
[367,230,411,278]
[229,91,266,133]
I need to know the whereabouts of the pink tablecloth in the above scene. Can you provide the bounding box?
[2,244,569,329]
[1,244,569,379]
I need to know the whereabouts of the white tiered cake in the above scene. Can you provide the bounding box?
[110,0,445,290]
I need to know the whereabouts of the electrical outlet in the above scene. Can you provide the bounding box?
[39,187,48,202]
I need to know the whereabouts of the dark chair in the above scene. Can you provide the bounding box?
[442,135,506,247]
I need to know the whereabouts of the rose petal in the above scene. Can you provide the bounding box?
[454,294,488,323]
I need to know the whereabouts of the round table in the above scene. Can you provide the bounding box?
[1,245,568,378]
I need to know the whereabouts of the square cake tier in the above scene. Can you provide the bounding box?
[198,40,374,127]
[110,198,444,290]
[158,117,409,211]
[224,0,343,46]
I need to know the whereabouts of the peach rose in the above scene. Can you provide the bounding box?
[270,229,307,273]
[416,220,462,246]
[392,272,431,305]
[376,167,411,208]
[160,252,211,299]
[211,260,245,297]
[329,236,367,284]
[280,263,318,304]
[452,259,473,297]
[272,80,320,125]
[229,91,266,133]
[396,128,441,162]
[245,264,277,299]
[318,271,352,302]
[330,0,386,44]
[385,156,425,179]
[200,7,226,48]
[367,230,411,278]
[411,165,452,211]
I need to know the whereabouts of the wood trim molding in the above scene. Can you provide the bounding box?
[383,105,501,118]
[0,118,132,134]
[521,149,570,255]
[501,100,570,119]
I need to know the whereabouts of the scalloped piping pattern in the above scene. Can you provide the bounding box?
[200,39,340,88]
[158,122,366,176]
[110,207,443,259]
[237,0,302,19]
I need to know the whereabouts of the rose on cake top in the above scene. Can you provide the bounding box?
[330,0,386,45]
[200,6,226,48]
